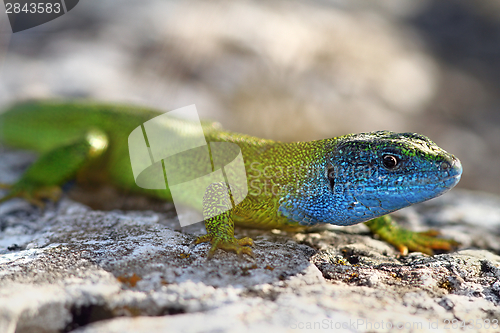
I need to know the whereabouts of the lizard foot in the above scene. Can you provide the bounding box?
[365,216,460,256]
[0,184,62,208]
[388,229,459,256]
[194,234,254,259]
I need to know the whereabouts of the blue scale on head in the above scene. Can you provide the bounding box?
[279,131,462,226]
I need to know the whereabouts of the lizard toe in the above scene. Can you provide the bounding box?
[395,231,459,255]
[237,246,255,258]
[195,234,254,259]
[237,237,254,247]
[194,234,213,245]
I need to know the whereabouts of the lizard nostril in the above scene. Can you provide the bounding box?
[441,161,450,170]
[440,156,463,176]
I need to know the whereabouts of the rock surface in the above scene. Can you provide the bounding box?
[2,149,500,333]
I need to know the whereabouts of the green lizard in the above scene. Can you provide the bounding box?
[0,101,462,257]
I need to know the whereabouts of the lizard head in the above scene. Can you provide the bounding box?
[318,131,462,225]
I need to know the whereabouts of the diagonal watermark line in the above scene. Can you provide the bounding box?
[140,124,155,164]
[60,0,68,13]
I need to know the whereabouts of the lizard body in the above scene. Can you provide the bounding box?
[0,101,462,257]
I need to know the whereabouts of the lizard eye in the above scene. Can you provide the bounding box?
[382,154,400,170]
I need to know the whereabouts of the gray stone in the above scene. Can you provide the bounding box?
[1,0,500,196]
[2,151,500,332]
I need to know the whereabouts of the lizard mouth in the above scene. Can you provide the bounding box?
[392,162,462,205]
[440,173,462,189]
[373,157,462,195]
[397,171,462,192]
[409,155,462,189]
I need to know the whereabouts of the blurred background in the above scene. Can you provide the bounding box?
[0,0,499,194]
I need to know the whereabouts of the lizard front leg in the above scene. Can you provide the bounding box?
[194,182,254,258]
